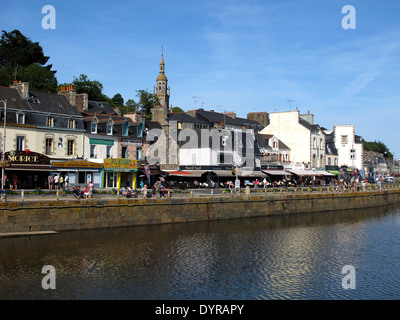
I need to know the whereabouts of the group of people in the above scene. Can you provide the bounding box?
[139,179,169,199]
[48,173,69,190]
[72,181,94,200]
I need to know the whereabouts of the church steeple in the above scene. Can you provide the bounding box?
[154,47,170,109]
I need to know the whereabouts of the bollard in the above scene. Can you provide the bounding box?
[21,189,24,202]
[211,189,214,198]
[56,188,59,201]
[190,189,193,198]
[117,189,120,200]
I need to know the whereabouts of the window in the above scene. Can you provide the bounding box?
[16,136,25,151]
[16,113,25,124]
[45,138,53,154]
[90,145,96,158]
[328,157,332,165]
[106,146,111,158]
[350,149,356,159]
[67,140,75,156]
[107,121,113,135]
[122,146,128,159]
[68,119,76,129]
[122,122,129,136]
[136,147,142,160]
[137,123,143,138]
[46,117,54,127]
[313,138,317,149]
[341,135,348,144]
[91,121,98,134]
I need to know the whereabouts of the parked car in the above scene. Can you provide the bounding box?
[385,176,395,183]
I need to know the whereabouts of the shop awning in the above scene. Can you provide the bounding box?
[328,170,342,176]
[316,170,336,176]
[262,170,292,176]
[206,170,235,177]
[240,170,268,177]
[164,170,207,177]
[287,169,324,176]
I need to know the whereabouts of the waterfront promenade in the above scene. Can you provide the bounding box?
[1,183,400,235]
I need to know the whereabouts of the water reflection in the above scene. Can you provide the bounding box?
[1,204,400,299]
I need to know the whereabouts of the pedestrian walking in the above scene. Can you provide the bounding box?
[54,174,59,189]
[48,174,53,190]
[64,174,69,189]
[88,181,94,200]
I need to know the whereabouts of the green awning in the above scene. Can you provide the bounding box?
[328,170,342,175]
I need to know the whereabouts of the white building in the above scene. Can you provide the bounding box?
[333,125,364,170]
[260,111,325,169]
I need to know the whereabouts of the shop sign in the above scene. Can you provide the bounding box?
[52,159,103,169]
[104,158,138,170]
[6,150,50,165]
[121,139,142,147]
[89,138,114,146]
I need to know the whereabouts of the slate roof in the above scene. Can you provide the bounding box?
[167,112,209,125]
[0,86,85,130]
[188,109,264,132]
[87,101,116,115]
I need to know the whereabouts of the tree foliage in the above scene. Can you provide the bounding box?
[171,106,184,113]
[72,74,108,101]
[0,29,57,92]
[363,140,393,158]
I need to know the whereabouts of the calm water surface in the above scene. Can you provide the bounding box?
[1,204,400,300]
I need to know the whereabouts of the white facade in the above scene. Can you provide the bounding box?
[260,111,325,169]
[84,134,119,163]
[333,125,363,170]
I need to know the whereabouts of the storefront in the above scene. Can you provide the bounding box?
[3,150,51,189]
[103,158,138,189]
[51,159,104,188]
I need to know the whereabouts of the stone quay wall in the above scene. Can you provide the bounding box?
[1,189,400,233]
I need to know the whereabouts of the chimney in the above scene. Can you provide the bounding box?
[76,93,89,112]
[10,81,29,100]
[247,112,269,127]
[58,85,77,107]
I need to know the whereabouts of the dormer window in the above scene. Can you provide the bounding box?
[46,116,54,127]
[16,113,25,124]
[122,121,129,136]
[68,119,76,129]
[107,120,113,135]
[137,121,144,138]
[91,120,98,134]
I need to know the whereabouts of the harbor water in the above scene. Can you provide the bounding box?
[1,203,400,300]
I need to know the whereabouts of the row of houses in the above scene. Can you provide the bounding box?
[0,55,396,190]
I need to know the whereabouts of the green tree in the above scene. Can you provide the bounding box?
[0,29,57,91]
[171,106,184,113]
[135,89,160,118]
[22,63,57,93]
[363,140,393,158]
[72,74,108,101]
[111,93,124,106]
[119,98,137,116]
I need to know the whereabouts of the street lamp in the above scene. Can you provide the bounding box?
[0,99,6,201]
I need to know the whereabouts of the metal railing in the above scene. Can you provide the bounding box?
[0,182,399,203]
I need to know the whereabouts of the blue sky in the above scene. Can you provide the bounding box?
[2,0,400,157]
